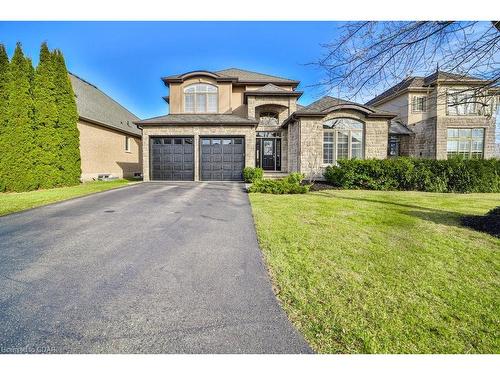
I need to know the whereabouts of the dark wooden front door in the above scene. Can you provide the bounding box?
[262,139,275,170]
[256,138,281,171]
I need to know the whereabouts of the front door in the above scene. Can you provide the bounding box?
[262,139,275,170]
[256,138,281,171]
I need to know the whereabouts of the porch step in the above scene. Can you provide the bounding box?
[263,172,288,180]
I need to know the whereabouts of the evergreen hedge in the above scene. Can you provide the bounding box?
[0,42,80,192]
[324,157,500,193]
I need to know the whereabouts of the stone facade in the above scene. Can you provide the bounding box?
[296,110,390,179]
[406,117,437,158]
[370,80,498,160]
[287,121,300,173]
[142,125,256,181]
[436,115,496,159]
[252,100,295,172]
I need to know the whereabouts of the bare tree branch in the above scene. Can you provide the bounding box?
[310,21,500,102]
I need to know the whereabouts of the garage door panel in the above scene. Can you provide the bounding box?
[150,137,194,181]
[200,137,244,181]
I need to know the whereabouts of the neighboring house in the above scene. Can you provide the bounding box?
[366,71,499,160]
[135,68,397,181]
[70,73,142,181]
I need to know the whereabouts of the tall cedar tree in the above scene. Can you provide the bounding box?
[0,44,9,191]
[2,43,36,191]
[33,42,60,188]
[52,50,80,185]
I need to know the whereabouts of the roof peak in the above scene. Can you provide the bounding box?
[366,70,488,106]
[163,67,299,85]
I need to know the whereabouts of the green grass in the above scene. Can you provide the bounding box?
[249,190,500,353]
[0,179,133,216]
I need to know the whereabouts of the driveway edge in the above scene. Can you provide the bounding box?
[0,182,143,219]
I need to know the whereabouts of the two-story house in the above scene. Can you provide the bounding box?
[366,71,499,160]
[135,68,398,181]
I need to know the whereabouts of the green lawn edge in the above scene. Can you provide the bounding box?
[0,179,136,216]
[249,189,500,354]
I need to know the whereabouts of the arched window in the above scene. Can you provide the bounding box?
[184,84,218,113]
[323,118,364,164]
[258,111,279,127]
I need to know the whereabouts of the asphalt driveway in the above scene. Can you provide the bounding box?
[0,182,311,353]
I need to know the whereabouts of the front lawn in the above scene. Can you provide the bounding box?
[0,179,133,216]
[249,190,500,353]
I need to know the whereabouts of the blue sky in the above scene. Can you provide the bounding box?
[0,21,341,119]
[0,21,498,141]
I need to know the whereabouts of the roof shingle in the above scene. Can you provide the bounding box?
[215,68,299,84]
[366,71,489,106]
[135,114,258,126]
[69,73,141,136]
[299,96,394,116]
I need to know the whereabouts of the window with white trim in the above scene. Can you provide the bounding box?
[411,95,427,112]
[184,83,218,113]
[447,128,484,159]
[447,90,478,116]
[323,118,364,164]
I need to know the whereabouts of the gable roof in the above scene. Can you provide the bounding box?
[162,68,299,86]
[366,70,491,106]
[282,96,396,127]
[243,83,303,102]
[253,83,292,92]
[299,96,395,116]
[215,68,299,85]
[69,73,141,137]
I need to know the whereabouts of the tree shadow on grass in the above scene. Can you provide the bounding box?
[315,192,466,229]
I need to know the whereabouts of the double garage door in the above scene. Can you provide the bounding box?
[150,136,244,181]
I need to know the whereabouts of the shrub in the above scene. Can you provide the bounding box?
[243,167,263,183]
[248,172,310,194]
[324,157,500,193]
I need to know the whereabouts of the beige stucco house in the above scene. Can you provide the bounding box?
[366,71,499,160]
[70,73,142,181]
[136,68,398,181]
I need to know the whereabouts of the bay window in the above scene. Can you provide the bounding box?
[323,118,364,164]
[184,83,218,113]
[447,128,484,159]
